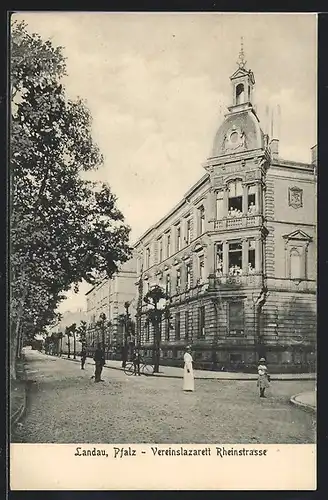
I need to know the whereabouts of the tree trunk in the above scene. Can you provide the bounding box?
[67,335,71,358]
[153,322,161,373]
[73,333,76,359]
[10,333,18,380]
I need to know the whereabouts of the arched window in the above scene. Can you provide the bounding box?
[290,248,302,279]
[236,83,245,105]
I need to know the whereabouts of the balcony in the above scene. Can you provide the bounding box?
[208,273,263,289]
[213,214,263,231]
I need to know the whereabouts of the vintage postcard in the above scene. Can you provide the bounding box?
[9,11,317,490]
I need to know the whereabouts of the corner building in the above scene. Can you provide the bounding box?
[134,55,316,373]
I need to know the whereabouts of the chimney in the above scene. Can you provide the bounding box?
[311,145,317,166]
[270,138,279,161]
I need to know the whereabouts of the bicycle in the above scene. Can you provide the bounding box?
[123,359,154,376]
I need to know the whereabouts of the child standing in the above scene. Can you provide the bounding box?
[257,357,270,398]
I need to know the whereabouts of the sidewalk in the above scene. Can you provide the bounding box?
[10,358,28,429]
[60,354,315,381]
[290,391,317,413]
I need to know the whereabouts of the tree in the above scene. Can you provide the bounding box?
[64,323,77,358]
[10,21,132,378]
[95,313,108,350]
[58,332,64,356]
[77,321,87,350]
[143,285,170,373]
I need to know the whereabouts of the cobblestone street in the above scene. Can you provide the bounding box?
[12,350,316,444]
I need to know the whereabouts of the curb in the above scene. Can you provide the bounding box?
[10,380,27,430]
[59,355,315,381]
[290,393,316,414]
[11,398,27,428]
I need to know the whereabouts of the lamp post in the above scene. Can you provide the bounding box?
[252,287,268,360]
[144,284,170,373]
[121,302,132,368]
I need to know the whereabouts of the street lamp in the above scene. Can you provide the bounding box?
[144,284,170,373]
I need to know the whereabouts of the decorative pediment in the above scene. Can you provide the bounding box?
[230,67,249,80]
[283,230,312,242]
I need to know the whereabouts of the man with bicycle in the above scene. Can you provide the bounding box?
[132,348,141,376]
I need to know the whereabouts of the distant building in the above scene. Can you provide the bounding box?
[134,49,316,372]
[85,258,137,349]
[48,309,88,355]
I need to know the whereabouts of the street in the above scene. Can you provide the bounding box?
[11,350,316,444]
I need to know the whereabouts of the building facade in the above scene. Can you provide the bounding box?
[85,258,137,350]
[134,52,316,372]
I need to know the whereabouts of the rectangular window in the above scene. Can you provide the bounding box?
[199,256,205,282]
[186,218,191,245]
[290,248,302,279]
[248,185,257,214]
[199,205,205,234]
[228,241,242,275]
[228,302,244,335]
[176,225,181,252]
[228,180,243,217]
[248,240,255,273]
[230,353,242,363]
[145,321,150,342]
[176,268,181,291]
[175,312,181,340]
[146,247,150,268]
[165,316,170,341]
[216,243,223,276]
[185,311,189,340]
[186,262,191,289]
[166,232,171,258]
[166,274,171,296]
[158,238,163,262]
[216,191,224,219]
[198,306,205,338]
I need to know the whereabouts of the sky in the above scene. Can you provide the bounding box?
[13,12,317,313]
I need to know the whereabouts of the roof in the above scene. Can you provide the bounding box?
[134,173,210,245]
[211,108,265,158]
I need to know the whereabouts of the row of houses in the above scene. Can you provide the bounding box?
[53,51,317,372]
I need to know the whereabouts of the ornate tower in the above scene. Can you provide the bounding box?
[209,39,267,159]
[229,37,256,113]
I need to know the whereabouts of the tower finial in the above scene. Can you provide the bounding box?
[237,36,247,69]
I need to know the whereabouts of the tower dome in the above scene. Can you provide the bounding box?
[211,40,266,159]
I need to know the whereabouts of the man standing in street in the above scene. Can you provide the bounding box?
[80,347,87,370]
[133,348,141,376]
[93,343,105,382]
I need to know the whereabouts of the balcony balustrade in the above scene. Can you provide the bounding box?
[208,273,263,289]
[213,214,263,231]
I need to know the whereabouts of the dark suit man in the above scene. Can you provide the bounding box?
[93,343,105,382]
[80,348,87,370]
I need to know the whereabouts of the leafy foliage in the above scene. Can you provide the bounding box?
[143,285,170,373]
[10,21,132,362]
